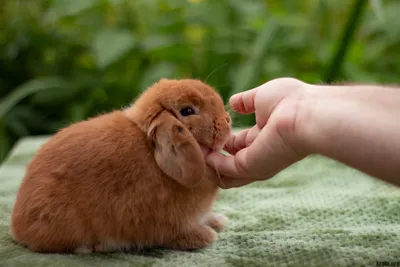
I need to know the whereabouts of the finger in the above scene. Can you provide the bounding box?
[223,129,249,155]
[229,88,258,114]
[205,150,248,179]
[224,125,261,155]
[209,125,285,180]
[243,120,301,177]
[245,125,261,146]
[200,145,211,158]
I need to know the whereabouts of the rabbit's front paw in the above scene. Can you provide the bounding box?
[74,242,129,253]
[74,245,94,254]
[205,212,229,232]
[169,225,217,250]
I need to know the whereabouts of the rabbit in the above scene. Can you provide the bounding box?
[10,78,232,254]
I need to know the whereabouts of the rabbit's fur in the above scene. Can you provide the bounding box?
[11,79,232,253]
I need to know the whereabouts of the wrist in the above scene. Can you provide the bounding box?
[282,81,400,186]
[293,85,352,157]
[288,82,352,157]
[289,84,321,157]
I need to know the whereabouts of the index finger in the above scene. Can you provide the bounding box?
[224,125,261,155]
[229,88,258,114]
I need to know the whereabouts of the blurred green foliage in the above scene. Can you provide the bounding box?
[0,0,399,162]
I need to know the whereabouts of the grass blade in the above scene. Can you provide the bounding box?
[323,0,368,83]
[0,77,71,120]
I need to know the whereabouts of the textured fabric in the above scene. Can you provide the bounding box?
[0,135,399,267]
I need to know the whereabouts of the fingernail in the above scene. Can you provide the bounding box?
[229,94,239,103]
[229,95,240,109]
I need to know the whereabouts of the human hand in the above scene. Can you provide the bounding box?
[205,78,312,188]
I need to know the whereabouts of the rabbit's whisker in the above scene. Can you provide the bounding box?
[204,63,229,83]
[214,168,225,189]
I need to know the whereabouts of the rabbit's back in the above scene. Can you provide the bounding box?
[11,111,162,252]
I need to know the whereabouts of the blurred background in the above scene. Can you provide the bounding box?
[0,0,399,162]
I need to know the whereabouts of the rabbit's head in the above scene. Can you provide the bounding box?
[126,79,232,188]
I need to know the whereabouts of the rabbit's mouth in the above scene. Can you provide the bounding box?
[200,129,232,157]
[199,143,221,157]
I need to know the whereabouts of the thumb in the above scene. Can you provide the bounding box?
[205,149,249,179]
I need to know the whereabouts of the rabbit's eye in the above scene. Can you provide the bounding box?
[180,107,195,116]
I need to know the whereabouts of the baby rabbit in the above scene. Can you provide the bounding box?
[11,79,232,254]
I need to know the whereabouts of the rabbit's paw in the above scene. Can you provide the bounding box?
[74,245,94,254]
[169,225,217,250]
[74,243,125,253]
[205,212,229,232]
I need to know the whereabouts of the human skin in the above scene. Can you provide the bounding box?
[205,77,400,188]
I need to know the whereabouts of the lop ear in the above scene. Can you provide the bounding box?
[148,111,205,188]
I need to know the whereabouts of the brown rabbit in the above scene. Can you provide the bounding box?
[11,78,232,254]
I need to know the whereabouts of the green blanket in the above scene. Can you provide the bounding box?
[0,136,399,267]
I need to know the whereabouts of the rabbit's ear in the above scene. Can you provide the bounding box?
[148,111,205,188]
